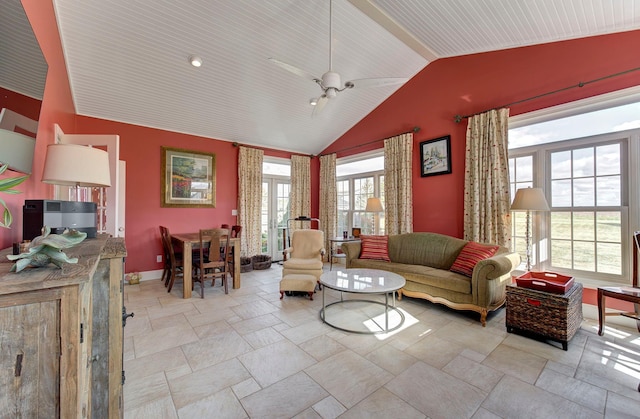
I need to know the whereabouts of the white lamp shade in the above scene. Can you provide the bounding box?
[0,130,36,174]
[365,197,384,212]
[511,187,549,211]
[42,144,111,187]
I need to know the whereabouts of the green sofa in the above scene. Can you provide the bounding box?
[341,232,521,326]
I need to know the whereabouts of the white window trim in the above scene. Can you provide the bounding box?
[510,85,640,129]
[509,85,640,288]
[336,149,383,165]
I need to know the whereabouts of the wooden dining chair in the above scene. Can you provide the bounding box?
[159,226,181,286]
[159,226,170,284]
[163,229,185,293]
[193,229,231,297]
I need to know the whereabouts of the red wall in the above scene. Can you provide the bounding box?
[75,116,241,273]
[0,86,42,122]
[322,30,640,239]
[75,115,310,273]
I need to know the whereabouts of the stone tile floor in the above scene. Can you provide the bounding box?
[123,264,640,418]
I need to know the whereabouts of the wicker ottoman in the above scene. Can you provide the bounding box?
[280,274,317,300]
[506,282,583,350]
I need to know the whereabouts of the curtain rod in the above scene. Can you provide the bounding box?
[231,142,313,158]
[318,126,420,157]
[453,66,640,124]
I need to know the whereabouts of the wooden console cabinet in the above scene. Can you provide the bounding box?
[0,235,127,418]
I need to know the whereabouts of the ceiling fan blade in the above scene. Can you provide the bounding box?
[345,77,408,89]
[268,58,320,83]
[312,95,329,117]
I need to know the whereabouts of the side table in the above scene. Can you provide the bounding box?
[506,282,583,350]
[597,286,640,336]
[328,237,360,270]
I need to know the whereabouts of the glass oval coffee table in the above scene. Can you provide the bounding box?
[320,268,406,334]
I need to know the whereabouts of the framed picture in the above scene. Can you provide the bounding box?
[420,135,452,177]
[161,147,216,207]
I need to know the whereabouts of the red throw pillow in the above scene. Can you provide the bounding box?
[450,241,499,277]
[359,235,390,262]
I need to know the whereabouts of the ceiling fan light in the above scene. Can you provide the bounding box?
[309,98,318,106]
[322,71,341,89]
[189,55,203,67]
[326,88,337,98]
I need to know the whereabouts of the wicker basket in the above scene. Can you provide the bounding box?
[506,282,583,350]
[239,257,253,273]
[251,255,272,270]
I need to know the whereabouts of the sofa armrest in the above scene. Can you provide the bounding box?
[341,242,362,267]
[474,252,521,280]
[472,251,521,307]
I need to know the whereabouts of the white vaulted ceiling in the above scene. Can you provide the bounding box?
[4,1,640,154]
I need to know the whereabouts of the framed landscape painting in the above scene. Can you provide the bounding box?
[161,147,216,207]
[420,135,452,177]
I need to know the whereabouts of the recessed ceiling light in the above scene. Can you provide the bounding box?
[189,55,203,67]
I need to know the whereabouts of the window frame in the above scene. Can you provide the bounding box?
[336,151,385,236]
[509,88,640,286]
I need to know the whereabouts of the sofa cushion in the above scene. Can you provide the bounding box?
[450,241,499,277]
[359,235,390,261]
[388,233,467,269]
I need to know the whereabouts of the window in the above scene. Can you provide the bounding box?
[336,152,384,235]
[509,87,640,284]
[548,142,624,275]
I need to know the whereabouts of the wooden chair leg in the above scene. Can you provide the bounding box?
[167,269,175,292]
[308,292,314,301]
[200,271,205,299]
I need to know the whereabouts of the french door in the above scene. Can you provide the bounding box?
[261,178,290,261]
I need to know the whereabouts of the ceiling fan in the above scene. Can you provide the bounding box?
[268,0,407,116]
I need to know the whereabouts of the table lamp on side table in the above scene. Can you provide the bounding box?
[511,187,549,272]
[42,143,111,200]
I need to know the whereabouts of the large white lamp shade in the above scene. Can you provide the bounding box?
[42,144,111,187]
[365,197,384,212]
[511,187,550,211]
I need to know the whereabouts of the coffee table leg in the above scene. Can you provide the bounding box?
[598,288,605,336]
[322,285,326,322]
[385,293,389,332]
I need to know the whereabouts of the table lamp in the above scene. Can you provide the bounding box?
[511,187,550,271]
[363,197,384,236]
[42,144,111,200]
[365,197,384,213]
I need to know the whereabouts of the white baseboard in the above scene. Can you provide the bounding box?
[126,269,162,282]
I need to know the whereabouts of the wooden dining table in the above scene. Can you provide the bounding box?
[171,233,241,298]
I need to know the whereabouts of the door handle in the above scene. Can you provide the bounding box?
[122,306,134,327]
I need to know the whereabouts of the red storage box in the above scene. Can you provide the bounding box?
[515,272,574,294]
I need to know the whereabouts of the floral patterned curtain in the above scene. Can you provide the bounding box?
[463,108,512,246]
[319,153,337,252]
[238,146,263,257]
[289,155,311,229]
[384,133,413,235]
